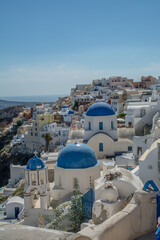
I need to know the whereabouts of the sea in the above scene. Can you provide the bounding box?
[0,94,65,103]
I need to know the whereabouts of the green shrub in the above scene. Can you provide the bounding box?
[0,195,8,204]
[12,183,25,198]
[117,113,126,119]
[16,120,23,127]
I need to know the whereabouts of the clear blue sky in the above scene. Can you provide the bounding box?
[0,0,160,96]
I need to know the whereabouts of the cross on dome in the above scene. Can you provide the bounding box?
[34,151,38,156]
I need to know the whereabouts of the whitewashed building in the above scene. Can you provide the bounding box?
[33,104,52,119]
[52,142,100,199]
[6,196,24,219]
[84,102,132,158]
[40,122,69,146]
[24,155,50,210]
[92,167,143,224]
[139,139,160,188]
[125,101,158,127]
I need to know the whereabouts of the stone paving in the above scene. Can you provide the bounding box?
[135,231,155,240]
[0,221,75,240]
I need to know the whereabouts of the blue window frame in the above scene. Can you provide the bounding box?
[128,146,132,151]
[99,122,103,130]
[99,143,103,152]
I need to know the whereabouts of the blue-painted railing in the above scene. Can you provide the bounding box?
[157,194,160,222]
[155,226,160,240]
[155,187,160,239]
[142,180,160,240]
[156,194,160,239]
[143,180,159,192]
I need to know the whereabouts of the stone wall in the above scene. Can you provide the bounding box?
[1,190,157,240]
[24,208,54,227]
[74,190,157,240]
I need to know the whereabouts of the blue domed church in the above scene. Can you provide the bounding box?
[84,102,132,159]
[84,102,117,142]
[24,155,50,210]
[53,142,100,199]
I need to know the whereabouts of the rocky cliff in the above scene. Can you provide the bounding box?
[0,105,24,120]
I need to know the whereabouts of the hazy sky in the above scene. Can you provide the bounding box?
[0,0,160,96]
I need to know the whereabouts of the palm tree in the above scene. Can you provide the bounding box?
[42,133,52,151]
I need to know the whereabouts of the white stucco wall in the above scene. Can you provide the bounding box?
[115,138,133,154]
[88,133,115,158]
[139,139,160,188]
[133,135,148,158]
[115,153,135,167]
[87,133,132,159]
[92,169,142,225]
[125,102,157,127]
[92,199,124,224]
[95,168,143,201]
[10,164,25,186]
[6,197,24,219]
[53,164,100,199]
[84,115,118,141]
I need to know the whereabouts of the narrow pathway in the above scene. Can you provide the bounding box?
[135,231,155,240]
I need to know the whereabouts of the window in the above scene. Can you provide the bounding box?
[111,121,114,129]
[99,122,103,130]
[99,143,103,152]
[35,128,37,131]
[35,133,38,136]
[89,121,91,130]
[137,147,142,157]
[147,165,153,170]
[31,132,33,136]
[128,146,132,151]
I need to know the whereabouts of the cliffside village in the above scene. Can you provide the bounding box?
[1,75,160,240]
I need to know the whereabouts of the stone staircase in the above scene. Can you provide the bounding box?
[134,103,160,136]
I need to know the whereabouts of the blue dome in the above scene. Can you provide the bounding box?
[26,155,46,170]
[56,142,98,169]
[86,102,115,116]
[68,110,74,115]
[62,105,67,108]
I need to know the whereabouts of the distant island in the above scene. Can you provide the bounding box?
[0,99,55,109]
